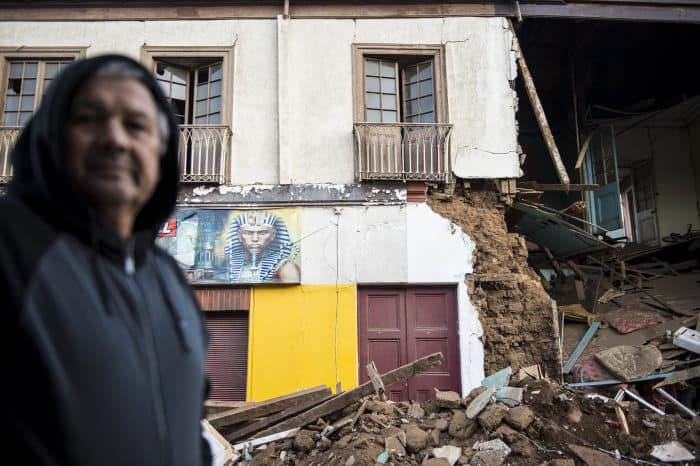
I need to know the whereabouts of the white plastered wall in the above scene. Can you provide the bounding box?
[299,203,483,395]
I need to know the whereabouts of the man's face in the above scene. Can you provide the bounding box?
[65,76,161,215]
[238,224,276,255]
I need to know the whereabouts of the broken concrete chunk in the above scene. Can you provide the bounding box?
[548,460,575,466]
[495,387,523,407]
[344,454,356,466]
[649,441,696,462]
[477,404,509,430]
[431,428,441,446]
[481,367,512,390]
[492,424,519,444]
[434,418,449,432]
[405,426,430,453]
[467,386,496,419]
[568,444,619,466]
[366,400,396,416]
[465,386,487,405]
[449,410,477,439]
[376,451,389,464]
[408,401,426,419]
[594,345,662,382]
[436,390,463,409]
[384,436,406,456]
[471,439,511,466]
[505,406,535,430]
[433,445,462,466]
[424,459,452,466]
[293,433,315,453]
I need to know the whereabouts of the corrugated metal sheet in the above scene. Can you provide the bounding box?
[195,287,250,311]
[205,312,249,401]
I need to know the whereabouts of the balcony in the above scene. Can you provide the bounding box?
[178,125,231,184]
[353,123,453,182]
[0,127,20,184]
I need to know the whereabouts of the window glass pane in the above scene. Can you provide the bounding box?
[211,63,223,81]
[381,94,397,110]
[8,78,21,95]
[43,79,52,94]
[419,95,434,113]
[157,80,170,95]
[155,62,169,79]
[171,67,188,85]
[9,62,23,79]
[23,79,36,95]
[366,109,381,122]
[171,83,186,101]
[195,99,208,117]
[380,78,395,94]
[366,92,381,109]
[209,112,221,124]
[210,96,221,113]
[19,111,32,125]
[420,112,434,123]
[380,61,395,78]
[382,110,397,122]
[20,96,34,111]
[365,59,380,76]
[404,65,418,84]
[25,63,38,78]
[171,99,185,119]
[45,63,59,79]
[405,115,418,123]
[366,76,380,93]
[418,62,433,80]
[196,83,208,99]
[195,115,208,124]
[3,112,17,125]
[197,67,209,84]
[4,95,19,111]
[419,79,433,97]
[405,82,418,100]
[210,80,222,97]
[406,99,419,116]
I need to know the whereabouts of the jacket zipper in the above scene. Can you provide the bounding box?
[124,243,172,466]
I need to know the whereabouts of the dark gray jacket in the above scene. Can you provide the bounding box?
[0,55,209,466]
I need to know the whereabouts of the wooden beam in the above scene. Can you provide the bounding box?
[209,385,331,429]
[205,400,252,415]
[223,393,333,442]
[518,183,599,192]
[509,20,570,186]
[253,352,444,437]
[653,364,700,389]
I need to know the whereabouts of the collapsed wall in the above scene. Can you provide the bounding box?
[428,188,560,378]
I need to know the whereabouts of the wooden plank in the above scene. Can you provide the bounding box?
[509,20,570,186]
[567,260,589,282]
[209,385,331,429]
[653,364,700,389]
[518,183,599,192]
[253,352,444,437]
[601,316,697,347]
[366,361,386,400]
[224,393,333,442]
[205,400,252,416]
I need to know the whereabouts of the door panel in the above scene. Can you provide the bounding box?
[585,126,624,238]
[634,162,659,245]
[358,286,460,402]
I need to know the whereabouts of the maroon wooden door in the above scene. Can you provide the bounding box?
[358,286,460,401]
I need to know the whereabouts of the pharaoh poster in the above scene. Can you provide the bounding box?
[156,208,301,284]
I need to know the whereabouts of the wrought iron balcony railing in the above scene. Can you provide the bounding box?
[353,123,453,182]
[0,125,231,185]
[0,127,20,184]
[178,124,231,184]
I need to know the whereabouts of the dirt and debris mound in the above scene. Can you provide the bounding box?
[428,189,559,378]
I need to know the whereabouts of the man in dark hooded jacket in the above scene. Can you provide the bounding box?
[0,55,210,465]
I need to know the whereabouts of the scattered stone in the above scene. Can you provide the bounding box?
[566,405,582,424]
[549,460,575,466]
[492,424,519,444]
[649,441,696,462]
[465,386,487,405]
[505,406,535,430]
[595,345,662,382]
[481,367,512,391]
[509,439,534,457]
[436,390,463,409]
[467,386,496,419]
[406,426,430,453]
[471,439,511,466]
[366,400,396,416]
[431,429,441,446]
[317,437,332,451]
[345,454,356,466]
[568,444,619,466]
[434,418,449,431]
[377,451,389,464]
[424,459,451,466]
[449,410,477,439]
[385,436,406,456]
[293,433,315,453]
[477,404,509,430]
[408,401,426,419]
[495,387,523,407]
[336,434,353,448]
[433,445,462,466]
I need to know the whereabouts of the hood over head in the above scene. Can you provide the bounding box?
[7,54,180,249]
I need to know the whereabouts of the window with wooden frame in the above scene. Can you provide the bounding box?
[141,47,233,127]
[353,45,447,124]
[0,48,85,127]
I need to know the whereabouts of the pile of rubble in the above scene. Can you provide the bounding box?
[207,360,698,466]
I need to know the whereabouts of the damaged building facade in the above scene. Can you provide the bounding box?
[2,1,696,405]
